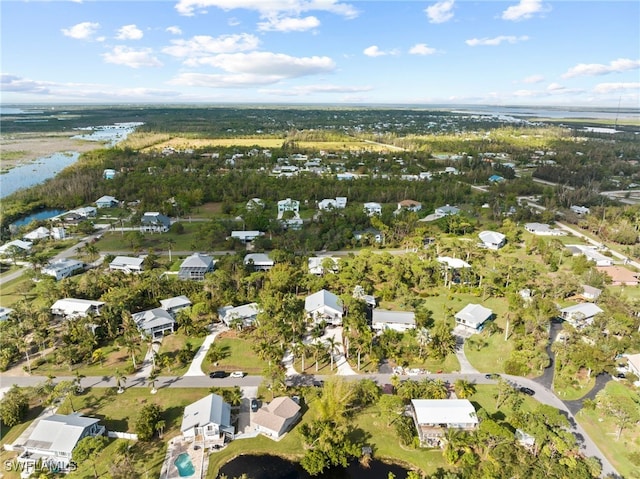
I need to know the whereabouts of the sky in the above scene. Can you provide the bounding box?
[1,0,639,107]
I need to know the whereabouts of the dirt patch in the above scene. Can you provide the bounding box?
[0,132,105,170]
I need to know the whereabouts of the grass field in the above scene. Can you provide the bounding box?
[200,331,270,375]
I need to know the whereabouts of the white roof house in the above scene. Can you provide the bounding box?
[411,399,478,447]
[363,202,382,216]
[230,231,264,243]
[95,195,119,208]
[567,245,613,267]
[524,223,566,236]
[559,303,604,328]
[51,298,104,319]
[455,304,493,331]
[70,206,97,218]
[178,253,215,280]
[318,197,347,210]
[253,396,301,439]
[19,413,104,472]
[109,256,145,274]
[244,253,274,271]
[42,259,84,281]
[159,295,192,316]
[371,310,416,332]
[0,306,14,321]
[308,256,339,275]
[181,394,234,440]
[277,198,300,219]
[626,353,640,378]
[570,205,590,215]
[478,231,506,250]
[354,228,383,244]
[218,303,260,328]
[24,226,50,241]
[305,289,343,325]
[51,227,66,240]
[434,205,460,218]
[437,256,471,269]
[132,308,175,338]
[0,239,33,255]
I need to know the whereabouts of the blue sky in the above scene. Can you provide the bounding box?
[2,0,639,107]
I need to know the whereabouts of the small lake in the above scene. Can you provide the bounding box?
[217,455,410,479]
[10,209,66,228]
[0,151,80,198]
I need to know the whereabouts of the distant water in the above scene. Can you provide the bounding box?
[0,107,44,115]
[452,105,639,120]
[10,209,66,228]
[71,122,144,147]
[0,152,80,198]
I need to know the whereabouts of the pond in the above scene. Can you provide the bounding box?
[10,209,66,228]
[217,454,410,479]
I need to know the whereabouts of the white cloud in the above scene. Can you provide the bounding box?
[163,33,260,58]
[116,24,143,40]
[1,74,52,94]
[258,15,320,32]
[546,82,566,92]
[183,52,335,77]
[260,84,372,96]
[522,74,544,83]
[501,0,548,21]
[593,82,640,94]
[465,35,529,46]
[166,26,183,35]
[425,0,454,24]
[174,0,359,19]
[363,45,399,57]
[169,72,284,88]
[102,46,163,68]
[562,58,640,78]
[409,43,437,56]
[61,22,100,40]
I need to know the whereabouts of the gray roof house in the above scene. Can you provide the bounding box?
[17,413,104,473]
[478,230,506,250]
[434,205,460,218]
[160,295,192,317]
[109,256,145,274]
[95,195,119,208]
[244,253,274,271]
[181,394,234,442]
[178,253,215,280]
[372,310,416,332]
[559,303,604,329]
[140,212,171,232]
[218,303,260,328]
[132,308,175,338]
[455,304,493,332]
[305,289,343,325]
[253,396,301,439]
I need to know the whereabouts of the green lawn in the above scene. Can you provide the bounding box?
[156,333,206,376]
[575,381,640,479]
[200,332,269,374]
[95,222,203,253]
[464,331,514,374]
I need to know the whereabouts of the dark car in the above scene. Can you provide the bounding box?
[250,398,259,412]
[312,380,324,387]
[209,371,228,379]
[519,387,535,396]
[485,373,500,380]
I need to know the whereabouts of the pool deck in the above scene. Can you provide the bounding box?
[160,436,208,479]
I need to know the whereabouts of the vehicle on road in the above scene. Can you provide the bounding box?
[485,373,500,380]
[209,371,228,378]
[519,386,535,396]
[250,398,259,412]
[230,371,245,378]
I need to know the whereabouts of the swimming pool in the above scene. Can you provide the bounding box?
[174,452,195,477]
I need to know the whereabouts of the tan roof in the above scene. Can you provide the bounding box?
[398,199,421,206]
[252,397,300,435]
[596,266,639,284]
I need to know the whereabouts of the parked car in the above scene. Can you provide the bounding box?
[230,371,245,378]
[519,387,535,396]
[209,371,227,379]
[250,398,259,412]
[485,373,500,380]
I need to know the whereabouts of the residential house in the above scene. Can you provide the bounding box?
[178,253,215,280]
[318,197,347,211]
[42,259,84,281]
[308,256,339,275]
[16,413,104,474]
[244,253,274,271]
[566,245,613,267]
[371,310,416,333]
[218,303,260,328]
[71,206,97,218]
[353,285,377,308]
[581,285,602,301]
[354,228,383,244]
[434,205,460,218]
[411,399,479,447]
[559,303,604,328]
[230,231,264,243]
[277,198,300,219]
[0,239,33,256]
[132,308,175,338]
[95,195,119,208]
[570,205,590,215]
[305,289,343,326]
[0,306,14,321]
[363,202,382,216]
[160,296,192,317]
[596,266,639,286]
[103,169,116,179]
[478,230,506,250]
[50,298,105,319]
[524,223,566,236]
[437,256,472,285]
[253,396,301,439]
[337,172,357,180]
[436,256,471,269]
[140,212,171,232]
[455,304,493,332]
[246,198,265,210]
[109,256,145,274]
[24,227,50,241]
[626,353,640,378]
[181,394,234,444]
[51,227,66,240]
[396,199,422,213]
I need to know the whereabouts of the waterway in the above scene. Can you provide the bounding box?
[10,209,66,228]
[217,455,410,479]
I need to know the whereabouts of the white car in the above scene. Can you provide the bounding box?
[230,371,245,378]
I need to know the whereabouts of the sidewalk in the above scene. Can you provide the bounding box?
[184,324,228,377]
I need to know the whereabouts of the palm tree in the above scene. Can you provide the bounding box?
[115,368,126,394]
[312,341,325,372]
[166,238,176,263]
[74,370,86,394]
[227,387,243,409]
[326,336,338,371]
[148,369,159,394]
[155,419,166,439]
[454,379,476,399]
[91,348,105,366]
